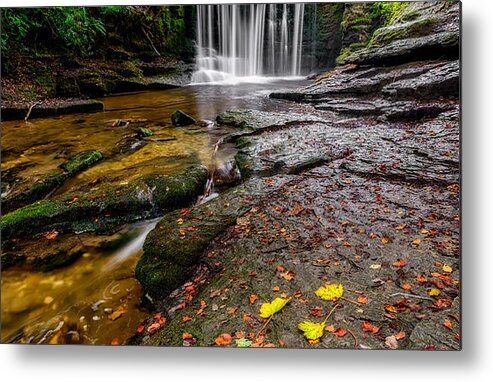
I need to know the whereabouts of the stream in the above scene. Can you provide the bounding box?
[1,78,309,344]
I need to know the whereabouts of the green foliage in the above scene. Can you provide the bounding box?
[1,6,192,74]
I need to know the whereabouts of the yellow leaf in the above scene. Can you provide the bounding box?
[428,288,441,297]
[315,283,344,301]
[259,297,291,318]
[298,321,325,340]
[442,265,453,273]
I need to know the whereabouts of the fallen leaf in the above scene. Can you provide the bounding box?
[291,204,304,215]
[357,295,368,304]
[298,321,325,340]
[443,319,453,330]
[385,304,398,313]
[442,265,453,273]
[361,322,380,334]
[393,258,408,267]
[136,325,145,333]
[334,328,347,337]
[416,274,428,283]
[315,283,344,301]
[272,286,280,292]
[182,316,193,323]
[412,239,422,246]
[381,237,390,245]
[259,297,291,318]
[108,309,127,321]
[402,283,412,290]
[428,288,441,297]
[235,338,252,347]
[227,307,238,315]
[182,332,193,340]
[385,335,399,349]
[249,294,258,304]
[395,331,406,340]
[215,333,232,346]
[325,325,335,332]
[281,270,295,281]
[147,323,160,334]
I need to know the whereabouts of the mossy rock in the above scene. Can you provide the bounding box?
[136,128,154,138]
[369,16,439,47]
[3,150,102,213]
[171,110,196,127]
[1,165,208,241]
[135,260,192,299]
[62,150,103,174]
[235,136,251,149]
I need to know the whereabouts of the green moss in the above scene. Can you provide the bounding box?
[2,165,208,241]
[144,166,208,208]
[135,260,190,299]
[1,200,68,238]
[62,150,103,174]
[234,152,253,179]
[235,136,251,149]
[369,16,438,47]
[136,127,154,138]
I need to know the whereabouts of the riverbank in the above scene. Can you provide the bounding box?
[132,1,460,349]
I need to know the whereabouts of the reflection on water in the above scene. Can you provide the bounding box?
[1,80,309,344]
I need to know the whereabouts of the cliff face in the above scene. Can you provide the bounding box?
[338,1,460,65]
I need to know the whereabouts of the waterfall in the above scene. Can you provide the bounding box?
[192,4,306,83]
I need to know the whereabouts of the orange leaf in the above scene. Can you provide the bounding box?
[182,332,193,340]
[381,237,390,245]
[392,258,408,267]
[276,265,285,272]
[412,239,422,246]
[227,307,238,315]
[357,295,368,304]
[136,325,145,333]
[402,283,412,290]
[385,304,398,313]
[334,328,347,337]
[416,274,428,283]
[443,319,453,330]
[272,286,280,292]
[111,339,119,345]
[249,294,258,304]
[361,322,380,334]
[215,333,232,346]
[243,314,251,322]
[395,331,406,340]
[182,316,193,323]
[325,325,335,332]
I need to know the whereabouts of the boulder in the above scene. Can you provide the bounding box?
[171,110,196,127]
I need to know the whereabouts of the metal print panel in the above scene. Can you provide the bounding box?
[1,1,461,349]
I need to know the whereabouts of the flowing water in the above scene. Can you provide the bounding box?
[193,3,306,83]
[1,79,309,344]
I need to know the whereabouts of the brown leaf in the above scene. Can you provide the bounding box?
[385,335,399,349]
[334,328,347,337]
[291,204,304,215]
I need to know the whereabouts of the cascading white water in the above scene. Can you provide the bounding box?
[192,3,306,83]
